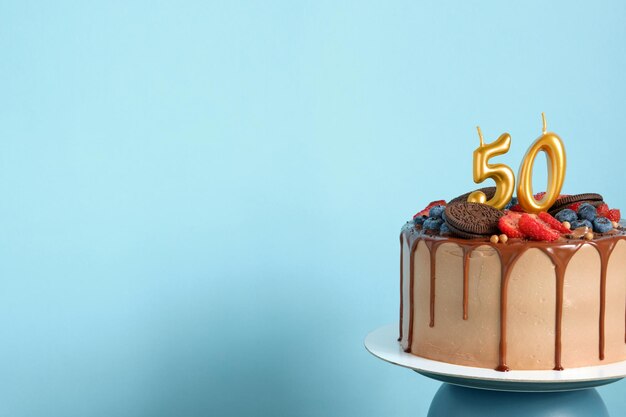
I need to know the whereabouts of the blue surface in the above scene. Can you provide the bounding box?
[1,1,626,416]
[428,384,609,417]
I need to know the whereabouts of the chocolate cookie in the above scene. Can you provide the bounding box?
[445,222,488,239]
[444,202,503,236]
[449,187,497,206]
[548,193,604,215]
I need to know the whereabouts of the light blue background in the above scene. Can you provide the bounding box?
[1,1,626,416]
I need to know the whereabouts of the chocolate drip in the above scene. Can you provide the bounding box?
[461,246,473,320]
[493,247,526,372]
[406,238,420,351]
[399,235,403,342]
[424,241,443,328]
[539,244,583,370]
[589,239,621,360]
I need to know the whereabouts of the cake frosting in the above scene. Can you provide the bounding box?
[399,194,626,371]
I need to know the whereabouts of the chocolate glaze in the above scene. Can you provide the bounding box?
[399,222,626,371]
[462,246,471,320]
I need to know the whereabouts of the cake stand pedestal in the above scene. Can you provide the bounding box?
[365,324,626,417]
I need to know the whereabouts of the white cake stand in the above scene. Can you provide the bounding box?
[365,324,626,416]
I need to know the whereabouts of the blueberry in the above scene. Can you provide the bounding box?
[593,217,613,233]
[423,217,444,231]
[577,203,597,221]
[440,222,450,234]
[570,219,593,230]
[429,205,446,219]
[413,215,426,226]
[555,209,577,224]
[505,197,518,210]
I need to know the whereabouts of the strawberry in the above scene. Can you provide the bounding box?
[608,208,621,222]
[534,191,547,200]
[538,212,570,233]
[413,200,447,219]
[498,211,525,238]
[567,202,584,212]
[518,213,560,241]
[596,203,610,218]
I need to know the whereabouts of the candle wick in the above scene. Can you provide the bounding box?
[541,112,547,134]
[476,126,484,147]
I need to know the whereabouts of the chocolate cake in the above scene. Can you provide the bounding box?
[400,193,625,371]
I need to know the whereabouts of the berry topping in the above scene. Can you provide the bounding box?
[440,222,450,234]
[567,202,584,212]
[596,203,610,218]
[570,219,593,230]
[429,205,446,219]
[414,200,447,218]
[413,216,426,226]
[555,209,577,224]
[577,203,597,221]
[608,208,621,222]
[518,213,560,241]
[423,217,444,231]
[504,197,518,211]
[538,212,571,233]
[593,217,613,233]
[534,191,547,200]
[498,211,525,238]
[509,204,525,212]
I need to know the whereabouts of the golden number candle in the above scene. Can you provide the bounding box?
[516,113,566,213]
[467,127,515,210]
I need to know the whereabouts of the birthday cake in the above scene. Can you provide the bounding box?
[399,117,626,371]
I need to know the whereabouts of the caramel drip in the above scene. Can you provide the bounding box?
[539,244,583,370]
[424,240,443,328]
[589,239,621,360]
[398,235,403,342]
[461,246,472,320]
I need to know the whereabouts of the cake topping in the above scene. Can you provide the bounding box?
[537,212,571,233]
[443,202,503,236]
[593,217,613,233]
[413,200,447,219]
[608,209,621,222]
[449,187,496,206]
[548,193,603,214]
[518,213,561,241]
[498,211,524,238]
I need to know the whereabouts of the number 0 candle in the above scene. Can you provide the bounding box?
[516,113,566,213]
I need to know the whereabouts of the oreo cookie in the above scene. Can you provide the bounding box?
[548,193,604,215]
[449,187,496,206]
[445,222,489,239]
[444,202,503,236]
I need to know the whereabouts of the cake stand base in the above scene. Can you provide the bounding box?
[427,383,608,417]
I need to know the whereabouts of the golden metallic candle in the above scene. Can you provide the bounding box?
[467,127,515,210]
[516,113,567,213]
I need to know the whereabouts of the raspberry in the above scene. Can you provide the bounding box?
[596,203,610,218]
[518,213,560,241]
[509,204,525,212]
[414,200,447,218]
[608,209,621,222]
[498,211,525,238]
[538,212,570,233]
